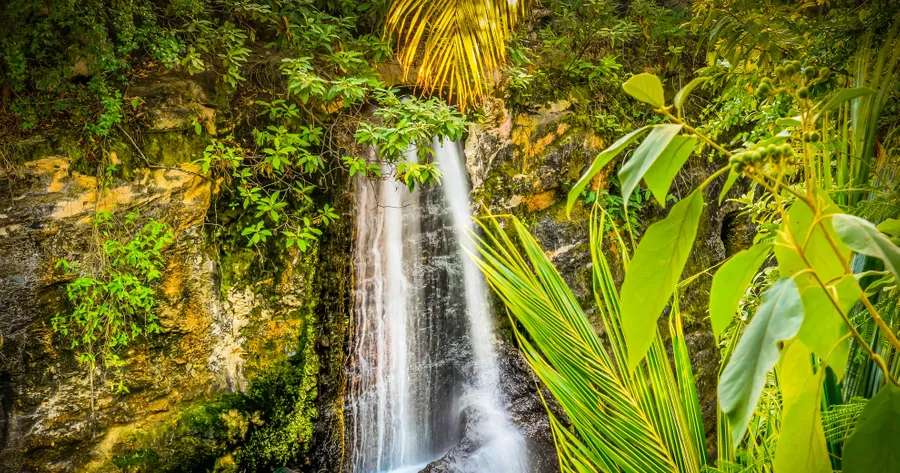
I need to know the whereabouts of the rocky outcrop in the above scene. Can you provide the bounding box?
[0,73,351,473]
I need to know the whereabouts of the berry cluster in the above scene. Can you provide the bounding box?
[729,143,796,174]
[755,60,831,101]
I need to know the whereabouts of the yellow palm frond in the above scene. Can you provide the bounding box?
[386,0,528,111]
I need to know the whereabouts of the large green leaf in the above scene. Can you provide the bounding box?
[842,383,900,473]
[775,193,850,289]
[642,135,698,206]
[623,73,665,108]
[709,242,773,338]
[833,213,900,281]
[719,277,804,449]
[566,126,651,217]
[798,275,858,380]
[621,189,704,371]
[774,341,832,473]
[618,124,683,207]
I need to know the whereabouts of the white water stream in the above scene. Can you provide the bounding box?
[350,139,527,473]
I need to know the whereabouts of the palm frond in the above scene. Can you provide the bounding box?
[470,206,706,472]
[386,0,527,111]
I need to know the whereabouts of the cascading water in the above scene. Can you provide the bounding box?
[350,139,527,473]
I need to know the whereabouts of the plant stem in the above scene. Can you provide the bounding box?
[661,109,734,157]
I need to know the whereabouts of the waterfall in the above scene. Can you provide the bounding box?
[349,139,527,473]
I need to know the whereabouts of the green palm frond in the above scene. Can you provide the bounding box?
[386,0,528,111]
[470,206,706,473]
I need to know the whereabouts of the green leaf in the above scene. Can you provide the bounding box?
[620,188,704,371]
[719,277,804,449]
[833,213,900,281]
[642,134,698,206]
[775,192,850,289]
[622,73,666,108]
[877,218,900,237]
[618,124,683,207]
[674,76,710,114]
[797,275,857,380]
[817,87,875,114]
[842,383,900,473]
[776,116,802,127]
[566,126,651,216]
[709,242,773,338]
[718,169,739,205]
[774,341,832,473]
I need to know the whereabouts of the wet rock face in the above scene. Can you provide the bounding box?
[0,74,352,473]
[0,157,220,471]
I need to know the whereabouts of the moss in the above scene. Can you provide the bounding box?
[101,322,320,473]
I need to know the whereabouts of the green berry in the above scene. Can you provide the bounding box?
[785,63,797,75]
[804,66,818,78]
[758,146,769,158]
[797,87,809,99]
[757,83,771,95]
[810,131,821,142]
[775,66,786,76]
[781,144,794,156]
[767,144,780,158]
[818,67,831,79]
[746,151,761,163]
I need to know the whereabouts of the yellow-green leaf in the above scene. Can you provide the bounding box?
[842,383,900,473]
[618,124,683,207]
[622,73,666,108]
[621,188,704,371]
[833,213,900,282]
[774,341,831,473]
[775,192,850,289]
[718,169,739,205]
[798,275,858,380]
[709,242,773,338]
[566,126,650,217]
[877,218,900,237]
[719,277,804,449]
[642,134,698,206]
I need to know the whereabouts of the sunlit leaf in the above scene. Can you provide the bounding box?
[775,192,850,289]
[623,73,666,107]
[618,124,683,207]
[642,134,698,206]
[709,242,772,338]
[774,341,831,473]
[798,275,857,380]
[833,213,900,281]
[719,277,804,449]
[566,126,651,216]
[387,0,527,111]
[621,188,703,371]
[842,383,900,473]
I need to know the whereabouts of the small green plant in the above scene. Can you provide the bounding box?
[53,211,173,395]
